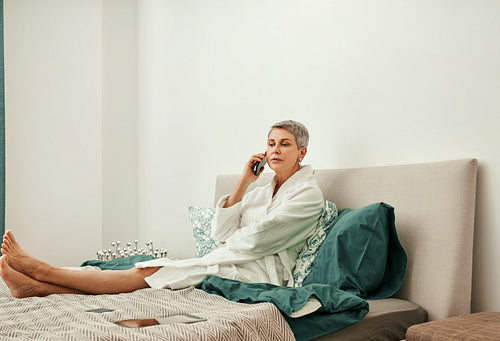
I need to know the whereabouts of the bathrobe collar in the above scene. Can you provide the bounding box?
[271,165,314,198]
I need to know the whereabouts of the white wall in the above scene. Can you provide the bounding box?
[4,0,500,313]
[4,0,103,265]
[102,0,139,247]
[136,0,500,313]
[4,0,138,265]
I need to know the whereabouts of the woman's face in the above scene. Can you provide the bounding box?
[266,128,307,176]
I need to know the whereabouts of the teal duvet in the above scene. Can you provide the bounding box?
[201,202,407,341]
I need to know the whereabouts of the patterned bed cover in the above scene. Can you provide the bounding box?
[0,278,295,341]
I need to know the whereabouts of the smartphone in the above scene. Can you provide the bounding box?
[253,154,267,175]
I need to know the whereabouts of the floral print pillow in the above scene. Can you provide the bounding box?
[290,201,338,287]
[188,206,223,257]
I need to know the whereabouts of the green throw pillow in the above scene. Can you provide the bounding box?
[303,202,407,299]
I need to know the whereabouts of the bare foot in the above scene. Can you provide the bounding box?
[0,256,85,298]
[0,255,48,298]
[2,230,51,281]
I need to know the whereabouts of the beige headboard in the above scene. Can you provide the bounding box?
[214,159,478,321]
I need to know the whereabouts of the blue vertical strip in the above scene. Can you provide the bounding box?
[0,0,5,236]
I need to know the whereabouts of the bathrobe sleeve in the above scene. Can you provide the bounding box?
[224,183,324,257]
[211,194,243,241]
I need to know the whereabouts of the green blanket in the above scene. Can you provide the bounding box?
[201,203,407,341]
[201,276,369,341]
[81,254,155,270]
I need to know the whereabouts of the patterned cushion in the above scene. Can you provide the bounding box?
[290,201,338,287]
[188,206,223,257]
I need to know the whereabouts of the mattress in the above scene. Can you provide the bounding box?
[312,298,427,341]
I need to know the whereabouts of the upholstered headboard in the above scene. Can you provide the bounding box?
[214,159,478,321]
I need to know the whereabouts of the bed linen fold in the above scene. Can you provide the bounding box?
[201,275,369,341]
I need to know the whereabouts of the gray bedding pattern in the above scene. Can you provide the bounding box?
[0,279,295,341]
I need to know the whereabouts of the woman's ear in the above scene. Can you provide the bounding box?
[299,147,307,161]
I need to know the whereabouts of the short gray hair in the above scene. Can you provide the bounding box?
[269,120,309,148]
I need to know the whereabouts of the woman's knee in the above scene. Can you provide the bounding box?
[130,266,161,279]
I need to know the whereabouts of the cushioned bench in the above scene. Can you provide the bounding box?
[406,312,500,340]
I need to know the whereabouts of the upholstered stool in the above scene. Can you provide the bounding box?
[405,312,500,340]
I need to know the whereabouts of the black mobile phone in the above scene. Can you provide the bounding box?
[253,154,267,175]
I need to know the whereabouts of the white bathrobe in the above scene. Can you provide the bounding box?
[136,165,324,289]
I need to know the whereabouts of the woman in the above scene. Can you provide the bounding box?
[0,120,324,298]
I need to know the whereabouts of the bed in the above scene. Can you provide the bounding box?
[0,158,478,340]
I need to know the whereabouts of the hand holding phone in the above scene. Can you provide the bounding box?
[253,154,267,176]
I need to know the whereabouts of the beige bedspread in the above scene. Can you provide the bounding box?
[0,278,295,340]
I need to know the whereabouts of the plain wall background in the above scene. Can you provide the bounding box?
[4,0,500,313]
[4,0,104,262]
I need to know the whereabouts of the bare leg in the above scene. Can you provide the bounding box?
[44,266,161,294]
[0,256,87,298]
[2,231,161,295]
